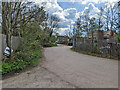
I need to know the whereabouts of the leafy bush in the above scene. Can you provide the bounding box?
[1,22,58,75]
[1,49,42,75]
[43,43,58,47]
[1,22,44,75]
[49,36,57,43]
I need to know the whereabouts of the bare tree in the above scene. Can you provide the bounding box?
[104,2,118,31]
[34,6,46,25]
[89,17,98,43]
[75,16,83,37]
[97,7,104,31]
[104,6,110,31]
[47,15,60,37]
[65,30,72,37]
[2,1,45,57]
[82,10,90,37]
[115,1,120,42]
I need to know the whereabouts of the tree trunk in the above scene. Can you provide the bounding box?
[50,29,53,38]
[92,32,94,43]
[6,33,12,57]
[91,31,94,53]
[0,26,2,61]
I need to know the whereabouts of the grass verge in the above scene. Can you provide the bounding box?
[1,47,42,75]
[71,48,119,60]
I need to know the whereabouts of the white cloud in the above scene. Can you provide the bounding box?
[33,0,99,35]
[64,8,77,20]
[57,0,118,3]
[57,28,70,35]
[82,0,87,4]
[34,0,74,34]
[80,3,100,19]
[32,0,118,35]
[34,0,78,34]
[59,28,69,31]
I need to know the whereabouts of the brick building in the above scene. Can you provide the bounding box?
[57,36,69,44]
[88,30,104,40]
[88,30,116,42]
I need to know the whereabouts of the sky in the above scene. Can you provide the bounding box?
[33,0,119,35]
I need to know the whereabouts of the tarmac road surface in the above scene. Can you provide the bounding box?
[2,45,118,88]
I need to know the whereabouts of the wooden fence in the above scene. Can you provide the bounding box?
[74,39,120,59]
[0,34,20,59]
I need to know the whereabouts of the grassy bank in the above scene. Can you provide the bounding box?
[71,48,119,60]
[1,22,58,76]
[1,22,44,75]
[1,47,42,75]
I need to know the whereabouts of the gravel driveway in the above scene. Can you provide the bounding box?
[2,45,118,88]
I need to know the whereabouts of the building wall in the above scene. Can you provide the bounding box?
[88,30,115,41]
[57,36,69,44]
[97,30,104,40]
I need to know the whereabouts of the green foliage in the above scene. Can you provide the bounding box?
[1,22,44,75]
[71,48,119,60]
[1,49,42,75]
[49,36,57,43]
[43,43,58,47]
[116,33,120,41]
[2,21,58,75]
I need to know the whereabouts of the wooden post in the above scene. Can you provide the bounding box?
[0,26,2,61]
[109,43,112,59]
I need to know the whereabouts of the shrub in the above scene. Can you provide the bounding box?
[1,49,42,75]
[43,43,58,47]
[1,22,44,75]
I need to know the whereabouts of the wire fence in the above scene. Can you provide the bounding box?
[74,39,120,60]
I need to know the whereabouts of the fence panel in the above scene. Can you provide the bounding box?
[0,34,20,58]
[74,39,120,59]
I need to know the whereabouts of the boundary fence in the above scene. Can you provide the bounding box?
[74,39,120,60]
[0,34,20,59]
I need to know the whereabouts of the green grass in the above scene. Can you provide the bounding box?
[71,48,119,60]
[1,48,42,75]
